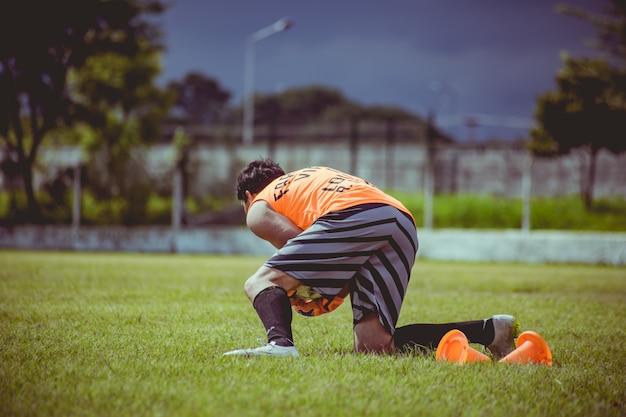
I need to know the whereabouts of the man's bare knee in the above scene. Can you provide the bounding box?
[243,266,300,301]
[353,314,394,354]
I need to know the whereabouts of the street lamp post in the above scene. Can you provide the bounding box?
[243,18,292,145]
[429,80,457,139]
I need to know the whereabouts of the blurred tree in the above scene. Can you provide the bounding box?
[164,73,232,224]
[276,85,348,123]
[67,42,174,224]
[531,1,626,208]
[531,57,626,207]
[0,0,166,223]
[556,0,626,66]
[246,85,352,148]
[167,72,231,124]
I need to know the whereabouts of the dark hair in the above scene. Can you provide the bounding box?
[235,158,285,201]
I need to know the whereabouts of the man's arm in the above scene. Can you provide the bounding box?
[246,200,302,249]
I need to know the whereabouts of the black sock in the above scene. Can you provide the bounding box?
[252,286,294,347]
[394,319,495,353]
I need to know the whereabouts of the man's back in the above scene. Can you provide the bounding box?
[251,166,412,230]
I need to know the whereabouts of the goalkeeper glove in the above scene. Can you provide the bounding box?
[288,292,345,317]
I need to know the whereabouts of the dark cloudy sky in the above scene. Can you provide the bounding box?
[157,0,608,140]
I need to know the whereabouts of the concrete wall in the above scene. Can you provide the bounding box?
[29,142,626,199]
[1,226,624,265]
[4,142,625,265]
[0,225,275,256]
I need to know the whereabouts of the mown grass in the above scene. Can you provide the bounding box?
[0,251,625,417]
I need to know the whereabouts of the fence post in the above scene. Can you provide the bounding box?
[171,127,188,252]
[71,147,82,249]
[172,165,182,231]
[72,163,81,226]
[423,111,436,230]
[521,153,533,233]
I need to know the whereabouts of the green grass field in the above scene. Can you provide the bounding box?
[1,251,625,417]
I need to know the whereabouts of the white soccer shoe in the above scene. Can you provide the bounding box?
[487,314,520,358]
[223,341,300,358]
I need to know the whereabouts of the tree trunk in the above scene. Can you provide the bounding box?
[11,123,43,223]
[2,57,41,223]
[583,146,598,209]
[20,157,42,223]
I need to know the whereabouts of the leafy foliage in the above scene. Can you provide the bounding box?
[0,0,167,222]
[531,56,626,156]
[531,1,626,207]
[557,0,626,66]
[166,72,231,124]
[68,41,174,216]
